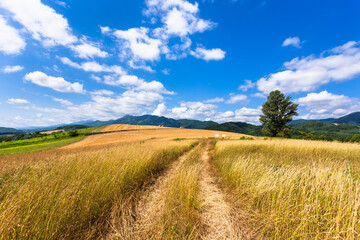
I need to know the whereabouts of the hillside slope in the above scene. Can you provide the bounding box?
[333,112,360,125]
[205,122,262,136]
[0,127,23,134]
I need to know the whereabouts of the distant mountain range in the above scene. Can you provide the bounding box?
[289,112,360,126]
[2,112,360,140]
[80,114,218,129]
[9,114,218,133]
[205,112,360,140]
[0,127,23,135]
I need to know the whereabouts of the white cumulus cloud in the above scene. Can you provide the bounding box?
[190,47,225,61]
[0,15,25,55]
[282,36,301,48]
[0,0,77,47]
[152,102,167,116]
[70,42,109,59]
[113,27,162,61]
[296,90,360,119]
[24,71,85,93]
[257,41,360,93]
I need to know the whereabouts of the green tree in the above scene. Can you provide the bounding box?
[350,134,360,143]
[68,130,79,137]
[260,90,298,137]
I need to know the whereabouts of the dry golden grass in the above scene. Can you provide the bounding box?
[0,137,197,239]
[213,138,360,239]
[137,142,204,239]
[40,129,63,134]
[65,126,247,149]
[9,125,357,239]
[101,124,163,132]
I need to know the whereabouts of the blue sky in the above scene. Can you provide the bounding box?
[1,0,360,127]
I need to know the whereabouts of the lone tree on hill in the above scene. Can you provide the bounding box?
[260,90,298,137]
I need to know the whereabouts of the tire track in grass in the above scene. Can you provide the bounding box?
[108,143,201,239]
[199,141,245,240]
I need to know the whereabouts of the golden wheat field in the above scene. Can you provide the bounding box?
[0,125,359,239]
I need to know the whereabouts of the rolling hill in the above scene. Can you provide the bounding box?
[290,112,360,126]
[291,121,360,140]
[0,127,23,134]
[205,122,262,136]
[83,114,218,129]
[333,112,360,125]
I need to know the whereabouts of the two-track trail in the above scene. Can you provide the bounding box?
[108,140,245,240]
[107,144,200,240]
[198,141,245,240]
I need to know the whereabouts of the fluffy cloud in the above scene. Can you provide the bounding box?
[102,0,221,65]
[146,0,214,37]
[113,27,162,61]
[296,91,360,119]
[60,57,173,94]
[152,103,167,116]
[24,71,85,93]
[211,107,262,124]
[70,42,109,59]
[226,94,248,104]
[61,90,165,122]
[7,98,30,104]
[60,57,125,74]
[282,36,301,48]
[167,101,261,124]
[257,41,360,93]
[0,0,109,59]
[0,0,77,47]
[2,65,24,73]
[0,15,25,55]
[190,47,225,61]
[169,101,218,119]
[1,89,169,127]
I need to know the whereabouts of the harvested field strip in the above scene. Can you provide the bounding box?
[213,140,360,239]
[0,140,196,239]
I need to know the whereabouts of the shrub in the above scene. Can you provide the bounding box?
[350,134,360,143]
[68,130,79,137]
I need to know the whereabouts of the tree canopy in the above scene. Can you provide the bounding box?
[260,90,298,137]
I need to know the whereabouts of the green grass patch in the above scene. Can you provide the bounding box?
[0,136,85,155]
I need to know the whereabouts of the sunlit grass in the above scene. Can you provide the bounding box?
[145,142,204,239]
[0,140,196,239]
[0,136,85,155]
[213,139,360,239]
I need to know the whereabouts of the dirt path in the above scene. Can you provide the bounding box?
[198,142,244,240]
[108,144,200,239]
[108,141,246,239]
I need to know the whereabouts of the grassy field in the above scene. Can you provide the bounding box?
[0,126,104,156]
[2,124,359,239]
[213,139,360,239]
[0,138,197,239]
[148,142,204,239]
